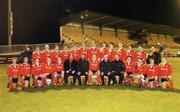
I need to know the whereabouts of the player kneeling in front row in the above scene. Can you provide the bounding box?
[133,58,146,87]
[111,55,126,85]
[145,57,159,88]
[7,58,20,91]
[77,53,89,85]
[31,58,43,88]
[88,54,101,85]
[159,57,174,89]
[99,55,111,85]
[19,57,31,90]
[53,56,64,86]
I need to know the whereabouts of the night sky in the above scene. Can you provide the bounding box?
[0,0,180,45]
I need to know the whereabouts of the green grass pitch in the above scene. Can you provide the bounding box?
[0,58,180,112]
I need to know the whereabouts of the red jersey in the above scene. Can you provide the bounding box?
[19,63,31,76]
[41,50,51,63]
[99,47,109,60]
[159,63,172,77]
[78,47,88,59]
[117,48,127,62]
[125,61,135,73]
[60,50,69,62]
[51,50,60,63]
[42,63,54,74]
[54,62,64,72]
[126,50,136,62]
[32,51,41,63]
[69,49,79,61]
[89,60,99,71]
[7,64,20,77]
[134,63,146,74]
[88,48,100,60]
[108,49,117,62]
[145,64,159,77]
[31,63,42,76]
[136,51,146,62]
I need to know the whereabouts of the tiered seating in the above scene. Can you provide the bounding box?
[164,37,180,47]
[118,36,135,45]
[148,35,180,48]
[148,34,159,45]
[84,28,100,37]
[62,26,84,42]
[62,25,179,48]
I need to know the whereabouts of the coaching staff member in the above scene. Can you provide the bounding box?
[77,53,89,85]
[19,45,33,65]
[146,47,161,65]
[64,54,78,85]
[99,55,111,85]
[111,55,126,85]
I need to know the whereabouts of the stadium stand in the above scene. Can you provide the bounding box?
[62,23,179,49]
[62,24,136,46]
[59,10,180,48]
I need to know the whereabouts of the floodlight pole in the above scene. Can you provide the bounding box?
[99,26,102,36]
[115,26,118,37]
[60,26,63,42]
[81,21,85,35]
[8,0,13,46]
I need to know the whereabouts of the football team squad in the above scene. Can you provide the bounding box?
[6,42,174,91]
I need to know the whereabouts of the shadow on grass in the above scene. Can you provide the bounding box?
[8,84,180,94]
